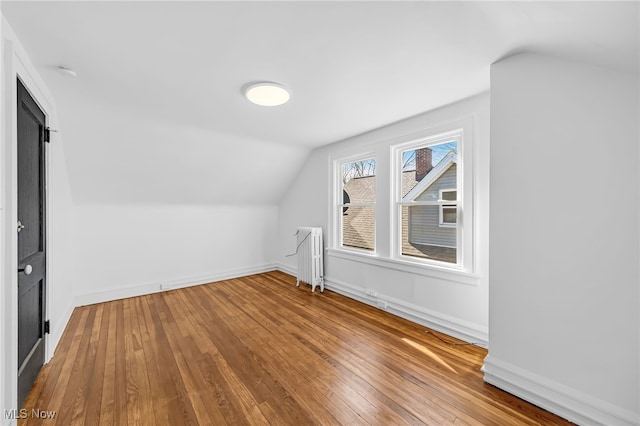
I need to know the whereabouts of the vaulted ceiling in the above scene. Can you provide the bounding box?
[2,1,638,205]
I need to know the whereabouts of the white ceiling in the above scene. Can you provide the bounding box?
[2,1,638,205]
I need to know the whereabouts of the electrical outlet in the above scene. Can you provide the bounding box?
[377,300,388,309]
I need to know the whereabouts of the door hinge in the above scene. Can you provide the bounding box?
[44,320,50,335]
[43,127,57,143]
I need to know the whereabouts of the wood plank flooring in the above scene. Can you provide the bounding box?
[20,271,573,425]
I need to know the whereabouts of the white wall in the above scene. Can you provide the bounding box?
[277,93,490,344]
[45,66,301,309]
[0,18,292,422]
[55,96,310,206]
[0,14,286,418]
[485,53,639,426]
[73,203,279,305]
[44,121,77,355]
[1,15,76,423]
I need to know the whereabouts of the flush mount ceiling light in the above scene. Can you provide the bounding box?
[245,82,290,106]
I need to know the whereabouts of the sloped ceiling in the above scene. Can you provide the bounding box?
[2,1,638,205]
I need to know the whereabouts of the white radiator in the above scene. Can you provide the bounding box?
[295,227,324,292]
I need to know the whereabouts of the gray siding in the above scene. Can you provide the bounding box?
[409,164,457,248]
[414,164,457,202]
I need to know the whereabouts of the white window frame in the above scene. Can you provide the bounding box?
[390,124,472,271]
[332,153,377,254]
[328,117,475,278]
[439,188,457,228]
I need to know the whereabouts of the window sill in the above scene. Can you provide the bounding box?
[326,248,480,286]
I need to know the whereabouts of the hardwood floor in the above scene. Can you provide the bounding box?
[21,271,572,425]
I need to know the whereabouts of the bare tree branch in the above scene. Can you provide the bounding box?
[343,159,376,183]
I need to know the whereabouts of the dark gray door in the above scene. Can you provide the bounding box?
[17,78,47,407]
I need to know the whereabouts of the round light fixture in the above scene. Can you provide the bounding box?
[245,82,290,106]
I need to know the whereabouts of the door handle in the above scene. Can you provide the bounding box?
[17,220,25,233]
[19,265,33,275]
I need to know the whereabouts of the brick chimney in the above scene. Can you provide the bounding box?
[415,147,433,182]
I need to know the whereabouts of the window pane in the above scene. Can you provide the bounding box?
[400,140,457,264]
[341,158,375,251]
[442,206,457,224]
[342,160,376,204]
[342,206,375,251]
[401,141,457,199]
[401,206,456,263]
[441,190,457,201]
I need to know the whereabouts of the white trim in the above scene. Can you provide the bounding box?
[279,262,487,345]
[74,263,279,307]
[338,202,375,209]
[399,200,458,206]
[483,356,640,426]
[2,15,61,417]
[278,262,296,277]
[331,153,377,254]
[326,248,480,286]
[439,189,457,228]
[277,264,486,344]
[439,188,457,201]
[338,244,376,255]
[275,264,487,346]
[48,303,74,359]
[401,241,456,250]
[0,38,15,424]
[328,115,477,278]
[390,117,474,272]
[439,212,457,228]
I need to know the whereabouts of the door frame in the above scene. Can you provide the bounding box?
[1,32,54,412]
[16,76,48,407]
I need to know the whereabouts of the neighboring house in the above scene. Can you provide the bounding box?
[342,148,457,262]
[403,150,457,249]
[342,173,377,251]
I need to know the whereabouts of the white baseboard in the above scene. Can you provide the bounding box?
[275,263,487,346]
[46,301,75,362]
[37,263,280,386]
[326,276,488,346]
[278,262,296,277]
[483,355,639,426]
[74,263,279,307]
[40,263,639,426]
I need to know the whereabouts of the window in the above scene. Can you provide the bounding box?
[439,189,457,227]
[337,157,376,251]
[330,118,473,274]
[394,130,462,266]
